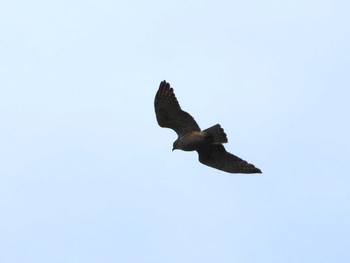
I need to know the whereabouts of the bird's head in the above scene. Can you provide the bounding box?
[172,140,180,151]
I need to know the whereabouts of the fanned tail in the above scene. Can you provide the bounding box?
[201,124,228,144]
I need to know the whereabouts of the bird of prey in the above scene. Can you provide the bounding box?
[154,80,261,174]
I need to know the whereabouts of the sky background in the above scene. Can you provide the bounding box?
[1,0,349,262]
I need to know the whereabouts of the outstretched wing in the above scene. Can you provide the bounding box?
[197,145,262,174]
[154,80,200,136]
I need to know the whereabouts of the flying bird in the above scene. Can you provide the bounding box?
[154,80,262,174]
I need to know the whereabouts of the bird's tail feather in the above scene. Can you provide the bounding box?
[202,124,228,144]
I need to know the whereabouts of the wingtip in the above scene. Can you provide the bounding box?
[160,80,170,88]
[158,80,172,93]
[252,167,262,174]
[243,168,262,174]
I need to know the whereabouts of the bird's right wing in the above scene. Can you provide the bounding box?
[154,81,200,136]
[197,145,262,174]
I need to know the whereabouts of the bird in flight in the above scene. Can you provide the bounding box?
[154,80,262,174]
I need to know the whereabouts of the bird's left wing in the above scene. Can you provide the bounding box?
[154,80,200,136]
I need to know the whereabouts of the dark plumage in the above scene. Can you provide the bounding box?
[154,80,261,174]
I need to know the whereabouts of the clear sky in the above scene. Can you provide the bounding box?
[1,0,349,262]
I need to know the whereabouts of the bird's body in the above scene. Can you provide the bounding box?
[174,131,206,151]
[154,80,261,174]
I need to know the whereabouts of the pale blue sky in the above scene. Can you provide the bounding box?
[1,0,349,262]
